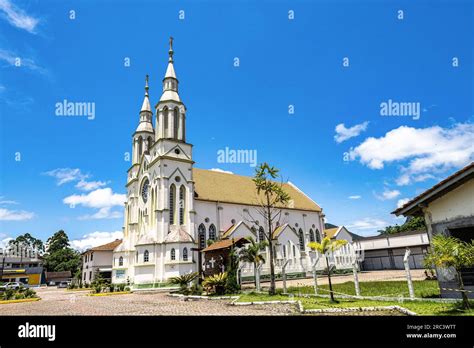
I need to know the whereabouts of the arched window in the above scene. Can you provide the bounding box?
[293,245,296,258]
[147,136,153,151]
[173,108,179,139]
[138,137,143,156]
[169,184,176,225]
[183,247,188,261]
[144,250,149,263]
[119,256,123,266]
[283,245,286,259]
[298,228,305,251]
[170,248,176,261]
[179,185,185,225]
[198,223,206,249]
[208,224,216,241]
[163,107,169,137]
[315,229,321,243]
[136,251,138,262]
[309,229,315,242]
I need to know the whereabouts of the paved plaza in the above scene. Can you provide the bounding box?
[0,270,425,316]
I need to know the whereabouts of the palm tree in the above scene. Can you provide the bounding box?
[169,272,199,293]
[424,235,474,310]
[308,237,348,302]
[239,236,268,287]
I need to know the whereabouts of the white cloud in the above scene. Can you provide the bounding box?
[75,179,107,191]
[70,231,123,251]
[44,168,87,185]
[348,195,361,200]
[349,123,474,185]
[63,188,125,209]
[0,49,46,74]
[210,168,233,174]
[334,121,369,143]
[78,207,122,220]
[347,217,389,231]
[375,188,401,200]
[63,188,125,220]
[0,196,18,205]
[397,198,410,208]
[0,237,13,248]
[0,207,35,221]
[0,0,40,33]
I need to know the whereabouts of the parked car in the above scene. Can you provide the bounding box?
[0,282,28,290]
[57,281,69,288]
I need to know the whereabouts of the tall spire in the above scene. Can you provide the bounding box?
[164,36,177,80]
[160,36,180,103]
[168,36,174,63]
[141,74,152,112]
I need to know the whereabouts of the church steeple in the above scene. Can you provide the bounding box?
[132,75,154,164]
[156,37,186,142]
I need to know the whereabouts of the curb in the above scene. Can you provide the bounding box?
[0,297,41,304]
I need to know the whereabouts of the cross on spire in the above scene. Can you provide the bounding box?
[145,74,149,97]
[168,36,174,62]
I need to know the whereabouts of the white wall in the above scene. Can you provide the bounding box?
[428,179,474,224]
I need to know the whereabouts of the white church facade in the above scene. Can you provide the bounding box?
[112,39,327,286]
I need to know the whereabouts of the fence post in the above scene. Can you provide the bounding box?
[281,259,290,293]
[311,253,320,295]
[403,248,415,299]
[352,261,361,297]
[256,263,263,292]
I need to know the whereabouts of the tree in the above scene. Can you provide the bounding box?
[225,241,240,294]
[308,237,348,302]
[378,216,426,235]
[239,236,268,287]
[245,163,290,295]
[43,230,81,275]
[424,235,474,310]
[8,233,44,257]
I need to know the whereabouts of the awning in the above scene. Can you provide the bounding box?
[98,268,112,272]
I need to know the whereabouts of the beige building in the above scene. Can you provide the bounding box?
[82,239,122,284]
[393,162,474,298]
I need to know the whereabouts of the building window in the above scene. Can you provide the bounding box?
[183,247,188,261]
[171,248,176,261]
[83,272,86,281]
[169,184,176,225]
[164,107,169,137]
[209,224,216,241]
[309,229,315,242]
[119,256,123,267]
[298,228,305,251]
[179,185,185,225]
[198,223,206,249]
[293,245,296,257]
[174,108,179,139]
[91,252,93,261]
[89,271,92,281]
[315,229,321,243]
[283,245,286,259]
[144,250,149,263]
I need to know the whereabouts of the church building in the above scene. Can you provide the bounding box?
[112,38,326,286]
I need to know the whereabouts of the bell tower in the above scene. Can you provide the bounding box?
[155,37,186,143]
[132,75,155,164]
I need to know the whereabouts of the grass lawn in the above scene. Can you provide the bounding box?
[237,292,474,316]
[286,280,440,298]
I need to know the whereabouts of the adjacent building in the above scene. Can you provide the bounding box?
[0,250,43,286]
[393,162,474,298]
[353,230,429,271]
[324,226,363,243]
[82,239,122,284]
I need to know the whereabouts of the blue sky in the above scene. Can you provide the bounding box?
[0,0,472,249]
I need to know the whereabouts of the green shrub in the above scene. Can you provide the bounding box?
[124,286,130,292]
[14,292,25,300]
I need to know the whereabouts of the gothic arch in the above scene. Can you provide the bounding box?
[198,223,206,249]
[298,228,305,251]
[179,185,186,225]
[209,224,216,241]
[169,184,176,225]
[309,229,315,242]
[173,107,179,139]
[163,107,169,138]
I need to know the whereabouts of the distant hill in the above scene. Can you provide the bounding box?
[324,223,338,229]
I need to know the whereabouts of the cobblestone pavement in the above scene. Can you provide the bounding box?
[0,288,298,316]
[243,269,426,290]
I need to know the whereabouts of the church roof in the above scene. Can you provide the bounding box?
[192,168,322,212]
[164,226,194,243]
[91,239,123,251]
